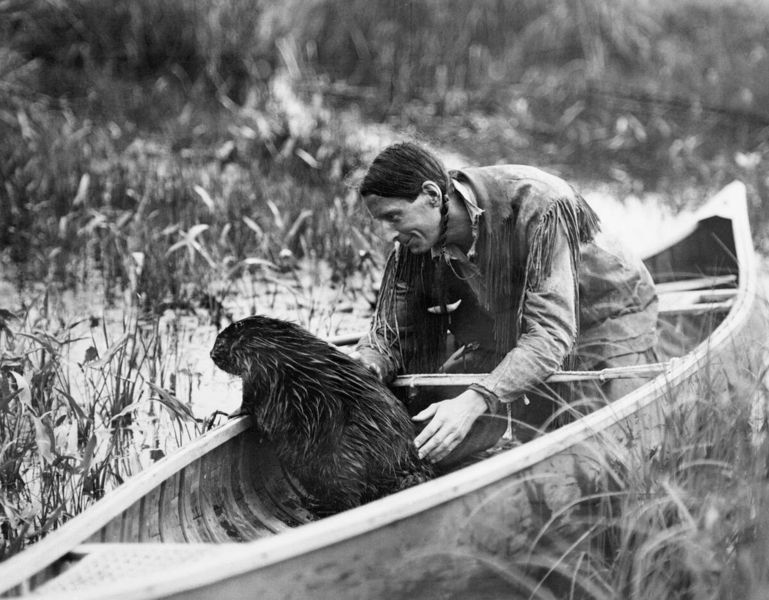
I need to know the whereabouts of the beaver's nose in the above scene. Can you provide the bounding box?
[210,338,228,366]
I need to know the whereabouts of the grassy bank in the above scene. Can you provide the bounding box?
[528,343,769,599]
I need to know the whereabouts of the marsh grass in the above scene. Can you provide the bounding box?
[0,294,211,560]
[0,80,380,313]
[500,340,769,599]
[4,0,768,297]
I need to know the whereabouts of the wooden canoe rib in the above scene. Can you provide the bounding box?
[1,182,766,599]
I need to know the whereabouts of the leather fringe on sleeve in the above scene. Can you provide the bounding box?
[479,188,600,362]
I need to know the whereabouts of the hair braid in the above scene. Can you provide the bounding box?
[437,193,450,254]
[360,141,454,314]
[434,175,452,313]
[437,169,452,253]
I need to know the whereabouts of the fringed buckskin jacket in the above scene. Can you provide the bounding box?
[356,165,658,405]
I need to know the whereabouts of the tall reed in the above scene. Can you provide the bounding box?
[515,343,769,599]
[0,293,204,560]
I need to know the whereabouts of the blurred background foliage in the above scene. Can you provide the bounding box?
[1,0,768,303]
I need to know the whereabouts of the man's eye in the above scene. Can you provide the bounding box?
[386,214,400,223]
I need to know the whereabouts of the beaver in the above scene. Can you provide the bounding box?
[210,315,433,516]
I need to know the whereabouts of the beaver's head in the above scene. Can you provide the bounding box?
[210,315,319,377]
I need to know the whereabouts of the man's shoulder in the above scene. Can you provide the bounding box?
[455,165,575,198]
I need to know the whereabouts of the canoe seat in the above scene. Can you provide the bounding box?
[32,543,229,595]
[654,274,737,294]
[658,288,737,314]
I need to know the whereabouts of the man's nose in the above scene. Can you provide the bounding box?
[379,221,400,243]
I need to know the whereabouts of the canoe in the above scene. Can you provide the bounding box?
[1,182,765,599]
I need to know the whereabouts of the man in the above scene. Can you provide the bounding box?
[352,142,658,466]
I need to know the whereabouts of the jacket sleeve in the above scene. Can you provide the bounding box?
[478,228,577,403]
[353,328,402,384]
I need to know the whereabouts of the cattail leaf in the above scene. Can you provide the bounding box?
[166,239,188,255]
[86,332,130,369]
[219,223,231,245]
[130,252,145,271]
[242,216,264,236]
[7,371,31,408]
[295,147,320,168]
[53,419,78,456]
[16,332,57,355]
[115,209,134,229]
[110,400,143,423]
[193,185,216,212]
[72,173,90,206]
[79,433,98,476]
[284,209,313,247]
[57,215,69,239]
[189,240,217,269]
[161,224,180,236]
[55,387,87,422]
[83,209,106,233]
[32,416,55,464]
[38,505,64,537]
[187,224,210,238]
[146,381,196,421]
[0,385,19,412]
[265,199,285,230]
[241,257,277,269]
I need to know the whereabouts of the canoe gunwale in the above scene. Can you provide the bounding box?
[0,182,758,599]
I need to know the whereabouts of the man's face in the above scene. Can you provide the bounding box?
[364,191,441,254]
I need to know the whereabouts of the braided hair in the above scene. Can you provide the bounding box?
[435,179,451,313]
[360,142,453,310]
[361,142,456,371]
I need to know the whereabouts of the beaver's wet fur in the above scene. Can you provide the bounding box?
[210,315,433,516]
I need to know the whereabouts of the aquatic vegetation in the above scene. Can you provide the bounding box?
[512,337,769,599]
[0,297,207,560]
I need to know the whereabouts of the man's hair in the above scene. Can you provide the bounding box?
[359,142,448,200]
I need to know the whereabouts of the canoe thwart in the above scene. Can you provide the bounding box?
[654,274,737,294]
[391,362,672,388]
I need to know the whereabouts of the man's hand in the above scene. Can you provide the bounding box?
[412,389,488,463]
[348,349,387,382]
